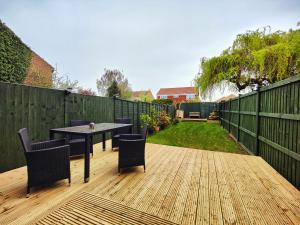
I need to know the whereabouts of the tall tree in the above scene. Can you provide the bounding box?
[96,69,132,99]
[107,80,120,97]
[195,26,300,97]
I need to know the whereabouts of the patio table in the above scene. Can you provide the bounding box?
[49,123,133,182]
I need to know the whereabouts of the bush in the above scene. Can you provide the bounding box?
[0,20,32,83]
[159,110,171,129]
[140,109,159,133]
[152,99,173,105]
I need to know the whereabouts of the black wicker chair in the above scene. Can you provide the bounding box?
[18,128,71,195]
[69,120,92,156]
[112,118,132,149]
[118,124,148,173]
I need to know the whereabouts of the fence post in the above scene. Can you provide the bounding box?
[137,101,141,133]
[237,94,241,142]
[255,87,261,156]
[228,99,231,133]
[113,96,116,122]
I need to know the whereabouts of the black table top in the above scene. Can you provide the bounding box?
[50,123,133,135]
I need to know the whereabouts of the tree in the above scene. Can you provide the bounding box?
[107,80,120,97]
[96,69,132,99]
[52,66,78,90]
[77,87,96,96]
[195,26,300,97]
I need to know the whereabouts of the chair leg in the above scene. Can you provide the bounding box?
[68,176,71,186]
[144,164,146,172]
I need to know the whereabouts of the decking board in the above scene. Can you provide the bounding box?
[0,142,299,225]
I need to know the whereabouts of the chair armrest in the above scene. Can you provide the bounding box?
[27,145,70,163]
[26,145,70,173]
[31,139,67,150]
[119,134,143,140]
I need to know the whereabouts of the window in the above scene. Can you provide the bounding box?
[160,95,167,99]
[186,94,194,100]
[173,94,179,98]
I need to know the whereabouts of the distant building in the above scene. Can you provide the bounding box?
[1,21,54,87]
[216,94,237,102]
[132,90,154,102]
[24,51,54,87]
[156,87,198,104]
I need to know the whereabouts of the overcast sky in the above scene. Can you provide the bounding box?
[1,0,299,100]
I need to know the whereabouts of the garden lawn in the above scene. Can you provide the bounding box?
[147,122,245,154]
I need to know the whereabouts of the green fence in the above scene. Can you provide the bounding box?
[179,102,218,118]
[219,75,300,189]
[0,82,175,172]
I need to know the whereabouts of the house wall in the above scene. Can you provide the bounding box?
[24,52,53,87]
[157,95,189,103]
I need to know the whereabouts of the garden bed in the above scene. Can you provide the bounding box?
[147,122,246,154]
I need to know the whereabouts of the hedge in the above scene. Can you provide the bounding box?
[0,20,31,83]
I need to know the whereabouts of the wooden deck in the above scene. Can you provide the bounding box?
[0,143,299,225]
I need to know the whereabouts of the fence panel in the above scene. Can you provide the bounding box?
[179,102,218,118]
[0,82,175,172]
[219,75,300,189]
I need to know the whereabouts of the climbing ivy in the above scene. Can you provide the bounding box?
[0,20,32,83]
[195,27,300,97]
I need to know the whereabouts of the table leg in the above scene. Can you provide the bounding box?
[84,135,90,183]
[49,130,54,140]
[90,135,93,157]
[102,133,106,151]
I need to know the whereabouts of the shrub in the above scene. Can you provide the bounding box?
[140,107,160,133]
[159,110,171,129]
[0,20,32,83]
[152,99,173,105]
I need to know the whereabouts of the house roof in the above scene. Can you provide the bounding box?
[132,90,154,99]
[157,87,197,96]
[216,94,237,102]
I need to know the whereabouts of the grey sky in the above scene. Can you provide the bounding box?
[1,0,299,100]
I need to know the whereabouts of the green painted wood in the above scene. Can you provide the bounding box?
[219,76,300,189]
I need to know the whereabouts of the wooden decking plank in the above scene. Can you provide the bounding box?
[196,151,210,225]
[0,143,299,225]
[213,153,238,225]
[242,155,300,224]
[217,153,251,225]
[168,149,198,224]
[229,154,291,225]
[145,147,187,216]
[157,149,193,220]
[208,152,223,225]
[180,150,203,225]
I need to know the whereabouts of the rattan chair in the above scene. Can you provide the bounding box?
[69,120,92,156]
[118,124,148,173]
[18,128,71,195]
[112,118,132,149]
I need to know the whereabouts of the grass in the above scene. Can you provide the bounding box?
[147,122,245,154]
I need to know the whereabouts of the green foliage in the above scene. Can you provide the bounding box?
[52,68,78,89]
[0,20,32,83]
[140,107,160,132]
[195,27,300,97]
[152,98,173,105]
[96,69,132,99]
[107,80,120,97]
[77,87,96,96]
[158,110,171,129]
[147,122,242,153]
